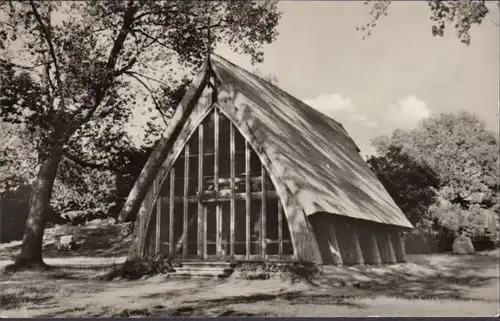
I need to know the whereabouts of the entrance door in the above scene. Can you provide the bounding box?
[203,202,231,260]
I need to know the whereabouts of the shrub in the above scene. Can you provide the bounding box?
[112,254,174,280]
[232,261,320,283]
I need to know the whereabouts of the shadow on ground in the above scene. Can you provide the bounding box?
[0,223,132,261]
[313,253,498,302]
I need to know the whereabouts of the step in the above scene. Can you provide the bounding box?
[168,271,232,279]
[173,267,234,273]
[177,261,234,267]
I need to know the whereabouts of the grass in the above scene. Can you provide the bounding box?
[0,222,498,317]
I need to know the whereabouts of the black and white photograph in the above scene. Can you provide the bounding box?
[0,0,498,317]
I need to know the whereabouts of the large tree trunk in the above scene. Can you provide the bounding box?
[12,151,62,270]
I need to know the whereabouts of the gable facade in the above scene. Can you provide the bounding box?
[123,54,412,265]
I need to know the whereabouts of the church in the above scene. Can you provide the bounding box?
[118,54,413,267]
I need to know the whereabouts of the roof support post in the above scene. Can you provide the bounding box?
[352,227,364,266]
[245,141,251,259]
[329,224,343,266]
[197,124,204,258]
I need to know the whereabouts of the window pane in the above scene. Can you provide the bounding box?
[159,196,170,256]
[173,201,184,257]
[266,199,279,242]
[234,128,246,153]
[187,202,198,255]
[221,203,231,256]
[250,199,261,255]
[188,128,199,155]
[234,200,246,255]
[203,111,215,155]
[282,209,294,255]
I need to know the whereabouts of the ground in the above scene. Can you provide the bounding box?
[0,222,498,317]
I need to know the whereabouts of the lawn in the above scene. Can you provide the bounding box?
[1,222,498,317]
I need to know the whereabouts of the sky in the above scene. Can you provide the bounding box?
[211,1,499,157]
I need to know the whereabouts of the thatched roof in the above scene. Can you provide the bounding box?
[120,54,413,229]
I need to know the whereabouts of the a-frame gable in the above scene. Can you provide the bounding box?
[141,103,300,260]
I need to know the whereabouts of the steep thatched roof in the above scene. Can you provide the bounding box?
[119,54,412,229]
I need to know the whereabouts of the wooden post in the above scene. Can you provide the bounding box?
[352,228,364,265]
[329,225,343,266]
[398,231,407,262]
[155,178,161,254]
[277,196,283,259]
[230,124,236,257]
[214,109,221,256]
[245,140,251,259]
[183,145,189,258]
[197,124,204,257]
[169,170,175,256]
[370,233,382,265]
[392,230,407,262]
[386,232,397,263]
[261,164,267,258]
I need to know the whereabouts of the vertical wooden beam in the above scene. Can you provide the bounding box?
[230,123,236,257]
[277,195,283,259]
[245,140,251,259]
[371,232,382,265]
[155,178,161,254]
[169,170,175,256]
[214,109,221,256]
[384,232,397,263]
[353,228,364,265]
[398,231,407,262]
[183,145,189,258]
[197,124,204,258]
[329,225,343,266]
[261,164,267,258]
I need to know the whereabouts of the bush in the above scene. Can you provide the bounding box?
[404,228,439,254]
[232,261,320,283]
[111,254,174,280]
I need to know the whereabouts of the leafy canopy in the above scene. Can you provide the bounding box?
[0,0,281,213]
[371,111,499,235]
[359,0,498,45]
[366,145,441,227]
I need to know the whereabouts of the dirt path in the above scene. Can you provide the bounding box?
[1,252,498,317]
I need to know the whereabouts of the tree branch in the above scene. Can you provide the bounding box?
[125,70,169,86]
[124,70,169,127]
[29,0,65,109]
[78,0,137,127]
[62,150,122,173]
[0,57,45,71]
[132,28,170,50]
[115,57,137,76]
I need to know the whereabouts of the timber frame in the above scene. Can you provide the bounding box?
[130,66,319,262]
[124,54,411,265]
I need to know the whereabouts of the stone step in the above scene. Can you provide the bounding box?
[177,261,234,267]
[169,261,234,278]
[173,266,233,273]
[168,271,233,279]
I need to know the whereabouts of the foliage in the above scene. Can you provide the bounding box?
[233,261,320,283]
[113,254,173,280]
[0,0,282,265]
[366,145,441,227]
[0,0,282,178]
[0,123,38,192]
[359,0,498,45]
[371,112,499,236]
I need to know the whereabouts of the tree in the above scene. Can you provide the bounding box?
[0,0,281,269]
[371,112,499,236]
[366,145,441,227]
[359,0,499,45]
